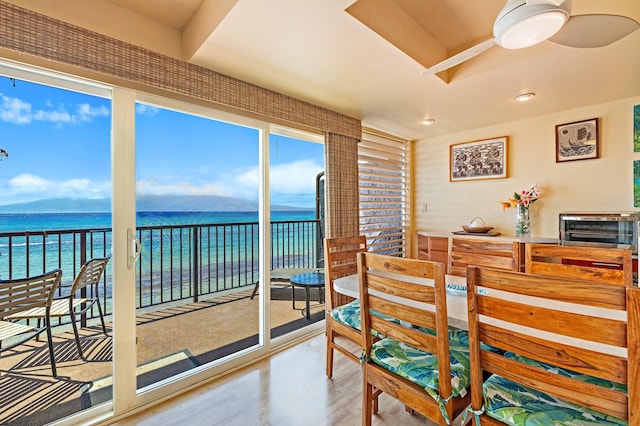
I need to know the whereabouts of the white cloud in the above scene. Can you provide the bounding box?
[76,103,110,121]
[6,173,110,201]
[269,160,323,195]
[0,95,32,124]
[136,104,160,117]
[136,179,230,197]
[0,158,324,207]
[0,93,109,126]
[216,159,324,205]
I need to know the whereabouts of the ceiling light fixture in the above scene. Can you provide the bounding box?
[494,0,570,49]
[514,92,535,102]
[421,118,436,126]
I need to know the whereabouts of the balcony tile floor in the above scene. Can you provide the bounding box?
[0,285,324,425]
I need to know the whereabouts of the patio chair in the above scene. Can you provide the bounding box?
[359,252,472,425]
[525,243,633,286]
[465,266,639,425]
[324,235,367,378]
[8,256,111,359]
[0,269,63,377]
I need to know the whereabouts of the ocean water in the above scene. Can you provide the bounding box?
[0,210,316,233]
[0,211,320,307]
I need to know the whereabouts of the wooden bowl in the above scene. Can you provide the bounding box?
[462,225,494,233]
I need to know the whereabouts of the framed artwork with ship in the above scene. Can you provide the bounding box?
[555,118,599,162]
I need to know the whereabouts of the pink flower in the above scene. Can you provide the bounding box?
[500,184,541,210]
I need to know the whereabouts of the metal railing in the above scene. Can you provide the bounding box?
[0,218,321,321]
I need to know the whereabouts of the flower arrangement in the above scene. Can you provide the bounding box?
[499,184,541,211]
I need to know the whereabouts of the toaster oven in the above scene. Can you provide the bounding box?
[559,212,640,254]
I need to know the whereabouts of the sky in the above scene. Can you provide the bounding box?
[0,76,325,209]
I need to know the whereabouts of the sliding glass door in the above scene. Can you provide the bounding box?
[0,59,326,424]
[133,97,264,390]
[0,60,113,425]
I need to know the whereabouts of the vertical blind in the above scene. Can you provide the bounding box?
[358,129,410,256]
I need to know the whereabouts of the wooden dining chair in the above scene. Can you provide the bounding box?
[358,252,471,425]
[465,266,639,425]
[0,269,63,376]
[447,237,521,277]
[525,243,633,286]
[8,256,111,358]
[324,235,367,378]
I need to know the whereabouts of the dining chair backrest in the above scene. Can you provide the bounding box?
[0,269,63,320]
[525,243,633,286]
[324,235,367,310]
[447,237,521,277]
[466,266,639,424]
[324,235,368,378]
[358,252,470,424]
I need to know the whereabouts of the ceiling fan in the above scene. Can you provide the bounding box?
[422,0,640,76]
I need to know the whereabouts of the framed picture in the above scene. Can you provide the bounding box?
[634,105,640,152]
[449,136,507,182]
[634,160,640,207]
[555,117,599,162]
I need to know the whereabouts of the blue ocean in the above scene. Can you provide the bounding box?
[0,211,319,308]
[0,210,316,233]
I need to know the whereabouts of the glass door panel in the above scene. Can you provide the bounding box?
[0,64,113,424]
[134,101,261,390]
[268,131,325,337]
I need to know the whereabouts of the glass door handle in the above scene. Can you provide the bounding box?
[127,228,141,269]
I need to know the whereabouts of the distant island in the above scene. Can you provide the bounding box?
[0,195,312,213]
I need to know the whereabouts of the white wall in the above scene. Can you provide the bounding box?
[414,95,640,239]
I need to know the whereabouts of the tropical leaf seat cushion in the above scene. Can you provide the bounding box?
[330,299,362,329]
[330,299,401,336]
[482,352,628,425]
[331,300,470,344]
[369,337,471,401]
[419,326,503,354]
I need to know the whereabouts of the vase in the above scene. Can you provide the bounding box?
[515,204,531,237]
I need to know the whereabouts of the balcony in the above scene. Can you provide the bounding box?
[0,218,324,425]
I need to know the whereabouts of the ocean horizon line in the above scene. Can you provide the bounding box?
[0,210,318,234]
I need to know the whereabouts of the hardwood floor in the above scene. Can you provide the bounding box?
[109,334,448,425]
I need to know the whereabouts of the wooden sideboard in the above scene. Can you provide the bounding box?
[416,232,557,274]
[417,234,448,264]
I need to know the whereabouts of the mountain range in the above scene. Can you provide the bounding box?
[0,195,311,213]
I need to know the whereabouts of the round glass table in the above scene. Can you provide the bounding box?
[289,271,325,319]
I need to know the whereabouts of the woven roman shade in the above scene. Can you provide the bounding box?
[0,1,360,140]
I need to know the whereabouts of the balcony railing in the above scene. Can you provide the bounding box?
[0,218,322,322]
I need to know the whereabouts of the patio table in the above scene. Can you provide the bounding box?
[290,271,325,319]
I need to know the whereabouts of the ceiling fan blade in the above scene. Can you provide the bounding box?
[421,38,496,76]
[549,14,640,48]
[526,0,566,7]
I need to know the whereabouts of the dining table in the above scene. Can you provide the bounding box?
[333,272,470,330]
[333,271,627,356]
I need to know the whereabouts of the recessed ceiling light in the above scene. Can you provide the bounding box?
[514,92,535,102]
[421,118,436,125]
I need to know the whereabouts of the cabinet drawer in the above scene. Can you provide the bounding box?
[417,234,429,250]
[428,237,448,252]
[429,250,448,264]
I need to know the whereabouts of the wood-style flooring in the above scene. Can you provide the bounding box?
[109,334,451,425]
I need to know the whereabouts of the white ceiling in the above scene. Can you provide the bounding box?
[10,0,640,140]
